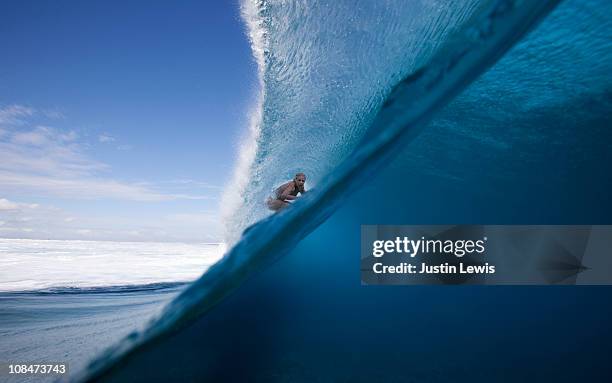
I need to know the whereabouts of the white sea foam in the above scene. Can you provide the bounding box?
[220,0,268,246]
[0,238,226,292]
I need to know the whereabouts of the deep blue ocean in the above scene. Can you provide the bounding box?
[59,0,612,381]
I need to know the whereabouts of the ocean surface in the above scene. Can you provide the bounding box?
[0,240,224,382]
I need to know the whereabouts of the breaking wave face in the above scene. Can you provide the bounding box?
[222,0,484,244]
[80,0,612,381]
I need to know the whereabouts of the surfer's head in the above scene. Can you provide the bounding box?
[294,172,306,189]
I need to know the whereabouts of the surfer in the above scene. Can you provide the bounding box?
[266,173,307,211]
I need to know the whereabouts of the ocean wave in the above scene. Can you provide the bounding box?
[76,0,571,381]
[221,0,484,245]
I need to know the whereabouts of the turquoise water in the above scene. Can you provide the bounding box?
[79,0,612,381]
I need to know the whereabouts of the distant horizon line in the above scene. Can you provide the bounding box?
[0,236,225,245]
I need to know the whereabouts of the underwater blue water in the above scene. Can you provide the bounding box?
[78,0,612,381]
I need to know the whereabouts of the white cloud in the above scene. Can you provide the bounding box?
[0,105,35,125]
[0,196,222,242]
[0,227,19,232]
[163,179,222,189]
[0,105,63,125]
[0,198,53,237]
[163,212,222,241]
[11,126,77,146]
[1,172,168,201]
[0,198,88,239]
[41,109,65,120]
[0,198,38,210]
[0,198,19,210]
[60,130,78,142]
[116,144,132,151]
[166,212,219,225]
[0,105,214,202]
[0,172,213,201]
[0,104,223,242]
[98,133,116,143]
[1,124,108,178]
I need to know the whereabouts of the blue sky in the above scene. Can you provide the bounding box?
[0,1,257,242]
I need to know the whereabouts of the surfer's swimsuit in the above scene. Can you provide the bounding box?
[274,182,300,200]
